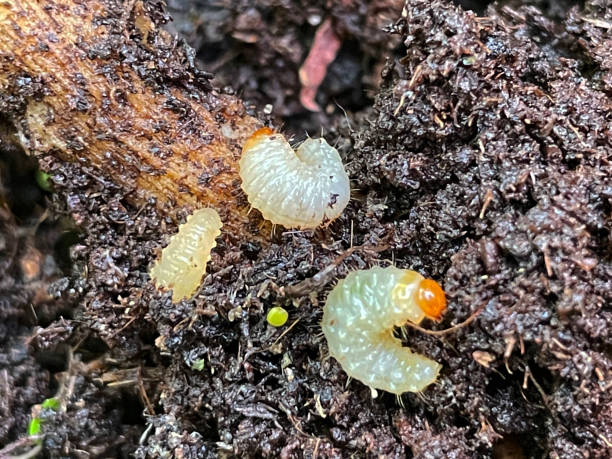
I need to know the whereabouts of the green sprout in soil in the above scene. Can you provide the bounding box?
[41,397,60,410]
[27,397,60,443]
[27,417,42,438]
[35,169,53,192]
[191,359,205,371]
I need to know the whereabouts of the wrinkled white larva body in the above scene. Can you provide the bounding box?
[322,266,441,395]
[240,132,350,228]
[149,208,222,302]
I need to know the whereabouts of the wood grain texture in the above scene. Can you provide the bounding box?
[0,0,261,234]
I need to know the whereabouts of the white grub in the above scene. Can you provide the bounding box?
[321,266,441,395]
[149,208,222,302]
[240,129,350,229]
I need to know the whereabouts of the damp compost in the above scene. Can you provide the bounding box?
[0,0,610,458]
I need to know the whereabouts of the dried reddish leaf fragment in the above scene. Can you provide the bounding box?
[298,19,342,112]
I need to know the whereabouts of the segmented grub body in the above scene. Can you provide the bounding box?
[239,128,350,228]
[322,266,446,394]
[149,208,222,302]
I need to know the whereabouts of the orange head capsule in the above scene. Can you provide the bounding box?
[242,127,276,152]
[416,279,447,321]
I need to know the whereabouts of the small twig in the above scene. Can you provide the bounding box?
[504,335,516,374]
[138,368,155,415]
[0,369,9,417]
[394,92,409,116]
[580,16,612,29]
[0,437,39,457]
[3,443,43,459]
[524,365,552,412]
[277,402,311,438]
[598,434,612,448]
[110,315,137,338]
[284,243,387,297]
[269,318,301,349]
[479,189,494,219]
[313,437,321,459]
[403,303,486,337]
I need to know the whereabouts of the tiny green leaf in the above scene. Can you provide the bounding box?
[28,417,42,437]
[191,359,205,371]
[35,170,53,192]
[41,397,60,411]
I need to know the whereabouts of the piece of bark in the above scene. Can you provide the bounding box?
[0,0,262,234]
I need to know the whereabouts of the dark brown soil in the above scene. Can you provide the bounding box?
[1,0,610,458]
